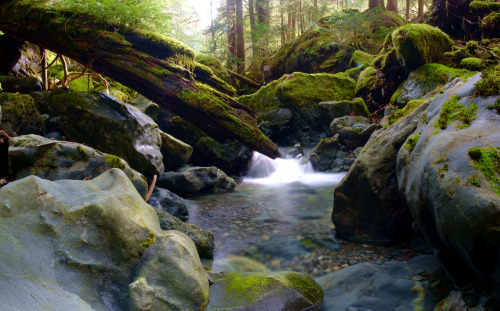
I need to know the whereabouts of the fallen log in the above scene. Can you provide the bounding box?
[0,1,280,159]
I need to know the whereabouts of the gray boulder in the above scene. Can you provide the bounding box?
[0,169,209,311]
[316,255,442,311]
[158,166,235,195]
[0,92,44,137]
[330,115,378,150]
[9,134,148,197]
[207,271,323,311]
[397,73,500,303]
[332,97,431,244]
[0,76,42,93]
[160,131,193,171]
[39,90,164,176]
[318,98,370,119]
[309,135,340,171]
[148,187,189,221]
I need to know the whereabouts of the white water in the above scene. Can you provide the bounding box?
[243,152,346,186]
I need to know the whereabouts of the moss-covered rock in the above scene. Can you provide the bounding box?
[0,36,42,79]
[239,72,356,145]
[474,63,500,96]
[194,54,232,84]
[481,11,500,37]
[206,271,323,311]
[9,134,149,197]
[163,116,253,176]
[0,76,42,93]
[0,92,44,136]
[40,90,164,176]
[253,7,406,82]
[0,169,209,311]
[160,131,193,171]
[349,50,375,69]
[391,63,476,106]
[459,57,483,71]
[318,98,370,119]
[157,166,235,195]
[309,136,340,171]
[391,24,454,71]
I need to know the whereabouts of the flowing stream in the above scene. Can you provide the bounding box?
[186,150,349,274]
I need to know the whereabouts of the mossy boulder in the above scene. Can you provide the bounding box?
[9,134,148,197]
[239,72,356,145]
[157,166,235,196]
[349,50,375,69]
[39,90,164,176]
[148,187,189,221]
[0,92,44,136]
[0,169,209,311]
[128,94,162,120]
[318,98,370,119]
[254,7,405,82]
[160,131,193,171]
[206,271,323,311]
[397,73,500,304]
[330,115,379,151]
[391,64,477,106]
[481,11,500,37]
[195,54,232,84]
[391,24,454,71]
[459,57,483,71]
[309,136,340,171]
[163,116,253,176]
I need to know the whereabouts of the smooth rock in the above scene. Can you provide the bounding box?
[159,131,193,171]
[9,134,148,197]
[38,90,164,176]
[158,166,235,195]
[148,187,189,221]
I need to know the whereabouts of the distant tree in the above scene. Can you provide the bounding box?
[418,0,424,15]
[235,0,245,73]
[369,0,384,9]
[226,0,236,70]
[386,0,397,13]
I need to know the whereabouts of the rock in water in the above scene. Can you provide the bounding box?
[0,169,209,311]
[158,166,236,195]
[39,90,164,176]
[397,73,500,303]
[8,134,148,197]
[148,187,189,221]
[207,271,323,311]
[159,131,193,171]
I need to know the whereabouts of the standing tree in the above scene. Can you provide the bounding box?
[226,0,237,70]
[369,0,384,9]
[386,0,397,13]
[235,0,245,73]
[418,0,424,15]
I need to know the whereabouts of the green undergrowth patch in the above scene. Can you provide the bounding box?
[486,97,500,113]
[388,99,425,125]
[474,64,500,97]
[0,92,37,117]
[103,155,125,170]
[434,96,477,130]
[405,133,421,153]
[468,146,500,195]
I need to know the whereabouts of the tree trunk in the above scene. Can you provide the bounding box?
[418,0,424,15]
[386,0,397,13]
[256,0,270,53]
[249,0,258,64]
[280,0,285,45]
[406,0,410,19]
[235,0,245,73]
[369,0,384,9]
[0,1,280,159]
[226,0,236,71]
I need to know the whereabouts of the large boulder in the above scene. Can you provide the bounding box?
[148,187,189,221]
[391,64,477,107]
[239,72,356,145]
[39,90,164,176]
[8,134,148,197]
[206,271,323,311]
[164,116,253,176]
[157,166,235,196]
[316,255,443,311]
[330,115,378,150]
[397,73,500,304]
[0,34,42,78]
[0,76,42,93]
[0,169,209,310]
[0,92,44,136]
[332,96,431,244]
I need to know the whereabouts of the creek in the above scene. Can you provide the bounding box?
[186,149,349,275]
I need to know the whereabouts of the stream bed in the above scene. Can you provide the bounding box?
[186,152,420,277]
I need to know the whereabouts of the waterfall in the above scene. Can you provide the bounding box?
[244,152,346,186]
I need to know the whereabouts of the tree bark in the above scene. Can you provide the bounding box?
[386,0,398,13]
[369,0,384,9]
[418,0,424,15]
[248,0,258,64]
[406,0,410,19]
[0,2,280,159]
[235,0,245,73]
[226,0,236,71]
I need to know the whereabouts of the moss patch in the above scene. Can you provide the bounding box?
[138,231,156,248]
[388,99,425,125]
[459,57,483,71]
[405,133,421,153]
[0,92,37,117]
[104,155,126,170]
[434,96,477,130]
[468,146,500,195]
[474,64,500,97]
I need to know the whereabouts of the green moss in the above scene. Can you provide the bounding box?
[349,50,375,68]
[405,133,421,153]
[481,12,500,36]
[434,96,477,130]
[76,145,89,159]
[355,66,379,95]
[240,72,355,113]
[459,57,483,71]
[391,24,454,70]
[486,97,500,113]
[138,231,156,248]
[103,155,125,169]
[388,99,425,125]
[470,177,481,187]
[195,54,232,83]
[466,41,479,53]
[470,1,500,11]
[474,64,500,96]
[468,146,500,195]
[0,93,37,117]
[224,273,271,298]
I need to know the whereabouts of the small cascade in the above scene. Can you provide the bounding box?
[244,151,346,186]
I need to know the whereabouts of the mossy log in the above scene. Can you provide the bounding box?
[0,2,280,159]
